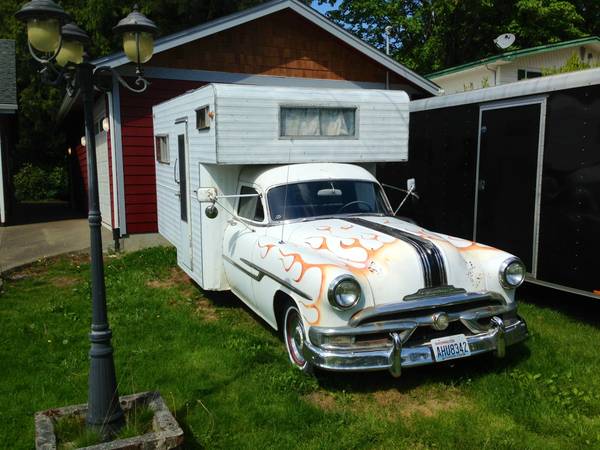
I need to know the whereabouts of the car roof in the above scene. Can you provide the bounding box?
[239,163,377,190]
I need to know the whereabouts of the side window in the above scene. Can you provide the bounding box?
[155,135,169,163]
[237,186,264,222]
[196,105,210,130]
[280,107,356,138]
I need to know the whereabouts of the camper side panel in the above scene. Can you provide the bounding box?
[153,106,181,246]
[153,88,217,288]
[195,164,241,290]
[214,85,409,164]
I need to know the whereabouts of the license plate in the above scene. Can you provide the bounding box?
[431,334,471,362]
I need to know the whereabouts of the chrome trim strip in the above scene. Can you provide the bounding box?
[310,302,515,345]
[239,258,313,301]
[349,291,506,327]
[223,255,264,282]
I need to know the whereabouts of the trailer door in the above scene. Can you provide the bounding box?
[474,98,546,273]
[175,120,193,271]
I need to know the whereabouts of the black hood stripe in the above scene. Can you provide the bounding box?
[344,218,447,287]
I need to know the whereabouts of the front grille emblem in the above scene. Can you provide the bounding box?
[431,312,450,331]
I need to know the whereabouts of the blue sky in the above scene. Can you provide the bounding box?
[311,1,339,14]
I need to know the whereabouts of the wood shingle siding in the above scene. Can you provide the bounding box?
[151,10,406,85]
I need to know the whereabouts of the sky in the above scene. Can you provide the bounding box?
[311,1,339,15]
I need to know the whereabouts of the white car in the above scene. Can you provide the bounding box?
[211,162,528,376]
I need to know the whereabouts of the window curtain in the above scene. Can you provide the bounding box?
[320,109,355,136]
[281,108,320,136]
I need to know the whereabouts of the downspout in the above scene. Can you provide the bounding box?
[485,63,497,86]
[107,92,120,252]
[110,73,127,238]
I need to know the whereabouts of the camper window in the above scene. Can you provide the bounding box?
[238,186,264,222]
[280,107,356,138]
[155,135,169,163]
[196,106,210,130]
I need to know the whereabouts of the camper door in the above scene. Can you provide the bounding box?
[175,119,193,271]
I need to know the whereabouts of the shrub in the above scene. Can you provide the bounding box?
[542,52,600,76]
[13,163,68,201]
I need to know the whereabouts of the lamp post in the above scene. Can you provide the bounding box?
[15,0,158,437]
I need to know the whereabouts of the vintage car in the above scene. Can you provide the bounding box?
[202,162,528,376]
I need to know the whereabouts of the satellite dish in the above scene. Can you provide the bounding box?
[494,33,516,50]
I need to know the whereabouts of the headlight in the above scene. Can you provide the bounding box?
[328,275,361,310]
[499,258,526,288]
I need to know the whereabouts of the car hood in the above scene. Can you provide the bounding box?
[268,215,508,306]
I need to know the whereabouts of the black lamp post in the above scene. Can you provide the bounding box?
[15,0,158,437]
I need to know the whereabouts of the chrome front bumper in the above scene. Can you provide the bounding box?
[303,291,528,377]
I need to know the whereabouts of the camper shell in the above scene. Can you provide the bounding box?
[152,83,410,290]
[379,68,600,299]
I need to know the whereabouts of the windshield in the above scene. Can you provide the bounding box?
[267,179,392,222]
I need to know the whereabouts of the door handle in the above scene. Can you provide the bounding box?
[175,192,180,197]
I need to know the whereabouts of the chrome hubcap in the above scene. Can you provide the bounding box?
[286,309,306,367]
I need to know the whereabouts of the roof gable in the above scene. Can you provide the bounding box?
[428,36,600,79]
[93,0,439,96]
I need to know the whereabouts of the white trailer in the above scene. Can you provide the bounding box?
[152,83,409,290]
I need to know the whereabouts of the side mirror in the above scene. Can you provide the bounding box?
[197,187,217,202]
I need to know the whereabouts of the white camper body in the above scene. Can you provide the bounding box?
[152,83,409,290]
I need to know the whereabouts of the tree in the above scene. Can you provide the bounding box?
[316,0,596,74]
[1,0,293,171]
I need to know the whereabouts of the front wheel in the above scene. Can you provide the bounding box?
[283,304,313,373]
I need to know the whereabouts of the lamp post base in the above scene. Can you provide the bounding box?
[35,392,184,449]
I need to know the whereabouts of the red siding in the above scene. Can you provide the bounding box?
[119,79,203,233]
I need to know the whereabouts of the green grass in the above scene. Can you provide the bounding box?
[1,247,600,449]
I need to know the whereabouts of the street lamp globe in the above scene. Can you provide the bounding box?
[15,0,70,53]
[56,23,89,67]
[113,5,159,65]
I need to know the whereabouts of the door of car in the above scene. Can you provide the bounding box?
[175,119,193,271]
[222,185,266,306]
[474,98,546,273]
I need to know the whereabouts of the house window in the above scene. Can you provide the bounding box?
[518,69,542,80]
[280,107,357,138]
[196,105,210,130]
[155,135,169,164]
[237,186,264,222]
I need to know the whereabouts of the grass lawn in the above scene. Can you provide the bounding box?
[1,247,599,449]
